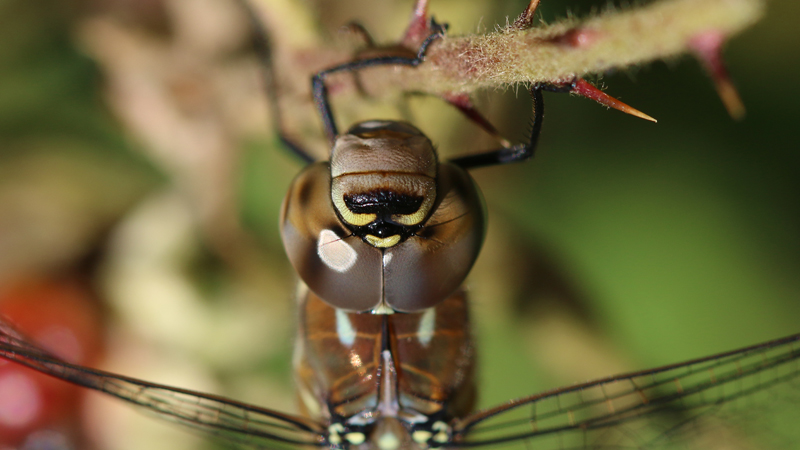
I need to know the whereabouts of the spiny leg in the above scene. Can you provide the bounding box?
[327,2,511,149]
[448,85,545,170]
[446,0,655,169]
[448,78,655,170]
[312,22,446,144]
[236,0,316,163]
[400,0,513,146]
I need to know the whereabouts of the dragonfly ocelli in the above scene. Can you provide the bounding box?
[1,0,798,449]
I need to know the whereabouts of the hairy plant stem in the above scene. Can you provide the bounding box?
[288,0,763,100]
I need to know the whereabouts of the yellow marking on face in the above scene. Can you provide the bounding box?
[391,194,435,226]
[331,187,377,226]
[341,210,376,227]
[365,234,402,248]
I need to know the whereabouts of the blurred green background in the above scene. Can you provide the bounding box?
[0,0,798,449]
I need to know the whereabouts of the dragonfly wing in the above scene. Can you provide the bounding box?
[0,319,328,450]
[449,334,800,449]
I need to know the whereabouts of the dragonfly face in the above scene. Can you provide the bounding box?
[281,120,486,313]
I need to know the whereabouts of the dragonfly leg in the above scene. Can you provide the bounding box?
[312,21,447,144]
[237,0,317,163]
[448,77,655,170]
[448,85,545,170]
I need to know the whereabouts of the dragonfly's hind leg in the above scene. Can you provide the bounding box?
[236,0,317,163]
[448,77,656,170]
[448,86,545,170]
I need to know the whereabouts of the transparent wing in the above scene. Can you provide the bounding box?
[450,334,800,449]
[0,318,328,450]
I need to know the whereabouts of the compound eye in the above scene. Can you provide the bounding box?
[281,163,384,311]
[381,163,485,312]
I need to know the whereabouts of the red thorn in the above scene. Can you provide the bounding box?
[443,92,512,147]
[689,31,746,120]
[513,0,541,29]
[571,78,657,123]
[402,0,431,48]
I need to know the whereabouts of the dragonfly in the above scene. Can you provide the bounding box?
[2,0,798,449]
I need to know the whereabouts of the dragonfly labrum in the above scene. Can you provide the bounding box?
[1,0,797,449]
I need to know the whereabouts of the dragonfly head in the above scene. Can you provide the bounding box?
[280,120,486,313]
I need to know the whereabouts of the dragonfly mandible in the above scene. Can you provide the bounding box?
[1,0,798,449]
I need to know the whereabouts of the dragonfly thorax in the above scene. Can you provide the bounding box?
[295,289,469,450]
